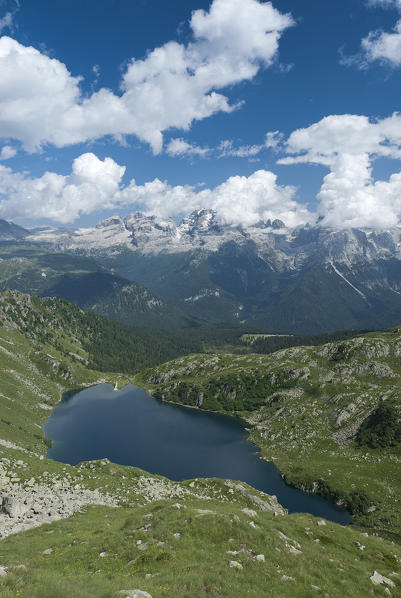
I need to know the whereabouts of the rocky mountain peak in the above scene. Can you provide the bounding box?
[123,212,179,248]
[179,209,220,236]
[95,215,125,230]
[271,219,286,230]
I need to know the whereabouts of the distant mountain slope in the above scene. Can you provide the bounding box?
[0,244,195,329]
[0,289,200,372]
[0,218,28,241]
[18,209,401,332]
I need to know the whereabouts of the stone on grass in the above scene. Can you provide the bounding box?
[370,571,395,588]
[317,520,326,526]
[255,554,265,562]
[42,548,53,555]
[118,591,153,598]
[0,566,8,576]
[241,508,257,518]
[99,552,108,558]
[286,544,302,556]
[173,533,181,539]
[228,560,243,570]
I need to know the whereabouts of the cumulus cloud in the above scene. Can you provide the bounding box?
[118,169,309,227]
[0,145,16,160]
[0,153,311,227]
[361,19,401,65]
[166,138,210,158]
[280,113,401,227]
[348,0,401,67]
[0,0,293,154]
[0,153,125,222]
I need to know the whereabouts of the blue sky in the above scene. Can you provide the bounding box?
[1,0,401,228]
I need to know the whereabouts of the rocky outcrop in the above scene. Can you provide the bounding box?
[0,461,117,539]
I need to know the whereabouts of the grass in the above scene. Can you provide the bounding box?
[1,500,401,597]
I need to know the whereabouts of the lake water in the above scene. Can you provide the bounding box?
[44,383,351,524]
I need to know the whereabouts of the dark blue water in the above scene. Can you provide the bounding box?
[44,384,350,524]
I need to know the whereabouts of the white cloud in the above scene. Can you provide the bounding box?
[0,153,125,223]
[118,169,309,227]
[166,138,210,158]
[280,113,401,227]
[217,139,264,158]
[317,152,401,227]
[366,0,401,8]
[0,153,311,227]
[280,113,401,165]
[0,145,16,160]
[166,130,284,161]
[0,0,293,154]
[351,0,401,66]
[265,130,284,150]
[0,12,13,34]
[361,19,401,65]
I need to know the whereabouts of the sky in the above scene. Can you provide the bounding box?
[1,0,401,228]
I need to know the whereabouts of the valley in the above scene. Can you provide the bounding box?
[0,290,400,596]
[0,215,401,597]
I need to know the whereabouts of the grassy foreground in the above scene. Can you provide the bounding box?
[0,290,400,596]
[1,498,401,598]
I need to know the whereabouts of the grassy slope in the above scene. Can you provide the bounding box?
[137,329,401,542]
[0,244,192,329]
[0,291,400,597]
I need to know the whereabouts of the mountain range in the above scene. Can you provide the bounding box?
[2,209,401,333]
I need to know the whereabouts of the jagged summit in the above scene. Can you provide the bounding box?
[179,209,221,236]
[25,210,401,263]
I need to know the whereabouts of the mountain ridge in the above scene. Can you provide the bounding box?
[5,210,401,333]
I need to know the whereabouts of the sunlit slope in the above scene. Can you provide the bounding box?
[139,328,401,540]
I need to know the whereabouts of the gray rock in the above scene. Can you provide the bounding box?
[370,571,395,588]
[1,496,30,518]
[241,508,257,518]
[117,591,153,598]
[228,560,243,570]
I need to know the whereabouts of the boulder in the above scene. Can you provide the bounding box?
[1,496,30,518]
[117,591,153,598]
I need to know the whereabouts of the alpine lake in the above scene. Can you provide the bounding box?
[44,383,351,525]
